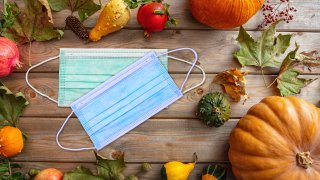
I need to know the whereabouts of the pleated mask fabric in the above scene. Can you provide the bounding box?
[58,48,168,107]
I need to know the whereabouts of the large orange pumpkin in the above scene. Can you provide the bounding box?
[0,126,24,157]
[189,0,264,29]
[229,96,320,179]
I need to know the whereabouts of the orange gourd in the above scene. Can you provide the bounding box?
[189,0,264,29]
[229,96,320,180]
[0,126,24,157]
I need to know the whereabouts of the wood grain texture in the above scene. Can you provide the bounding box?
[14,117,237,162]
[16,162,235,179]
[5,0,319,31]
[3,73,319,118]
[1,0,319,178]
[16,30,320,74]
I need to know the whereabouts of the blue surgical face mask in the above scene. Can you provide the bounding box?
[26,48,206,151]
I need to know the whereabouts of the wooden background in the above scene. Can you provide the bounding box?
[1,0,320,179]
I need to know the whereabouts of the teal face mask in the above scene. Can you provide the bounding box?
[26,48,206,151]
[27,48,168,107]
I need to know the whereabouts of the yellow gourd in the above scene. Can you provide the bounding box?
[161,153,197,180]
[89,0,130,41]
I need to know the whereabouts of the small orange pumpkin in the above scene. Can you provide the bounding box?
[229,96,320,179]
[0,126,24,157]
[189,0,264,29]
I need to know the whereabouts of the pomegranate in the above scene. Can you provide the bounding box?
[0,37,21,77]
[137,1,177,38]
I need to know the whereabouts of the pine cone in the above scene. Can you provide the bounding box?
[65,16,89,41]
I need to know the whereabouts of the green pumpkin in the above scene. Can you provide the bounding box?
[197,92,230,127]
[202,164,227,180]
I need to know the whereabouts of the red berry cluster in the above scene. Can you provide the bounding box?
[258,0,297,28]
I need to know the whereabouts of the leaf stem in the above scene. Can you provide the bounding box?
[267,77,278,88]
[260,68,268,86]
[28,42,32,66]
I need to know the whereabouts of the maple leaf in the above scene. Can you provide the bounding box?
[1,1,63,44]
[214,68,248,102]
[234,21,292,70]
[274,44,320,96]
[48,0,101,22]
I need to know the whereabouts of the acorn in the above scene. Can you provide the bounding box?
[65,15,89,41]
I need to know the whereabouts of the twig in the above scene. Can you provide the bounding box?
[8,161,11,176]
[3,0,8,15]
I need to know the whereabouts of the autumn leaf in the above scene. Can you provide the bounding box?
[214,68,248,102]
[274,44,320,96]
[48,0,101,22]
[64,151,126,180]
[0,82,29,127]
[1,1,63,44]
[95,151,126,179]
[234,21,292,71]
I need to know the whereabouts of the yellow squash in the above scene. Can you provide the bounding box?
[161,153,197,180]
[89,0,130,41]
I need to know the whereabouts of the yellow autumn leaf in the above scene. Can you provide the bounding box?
[214,68,248,102]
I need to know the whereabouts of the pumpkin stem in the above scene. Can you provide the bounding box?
[212,107,220,114]
[296,152,313,169]
[193,152,198,164]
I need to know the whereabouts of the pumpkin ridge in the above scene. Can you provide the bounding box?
[248,103,290,138]
[229,150,292,170]
[287,97,320,151]
[236,1,243,26]
[230,127,273,155]
[248,102,301,150]
[236,115,292,155]
[261,98,304,147]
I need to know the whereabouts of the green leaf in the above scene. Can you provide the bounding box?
[63,166,104,180]
[153,9,165,15]
[276,44,320,96]
[234,21,292,69]
[0,1,63,44]
[48,0,101,21]
[94,151,126,179]
[0,82,29,127]
[0,160,25,180]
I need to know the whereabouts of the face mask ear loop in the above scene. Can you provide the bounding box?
[56,111,95,151]
[158,48,206,94]
[167,56,206,94]
[25,56,60,104]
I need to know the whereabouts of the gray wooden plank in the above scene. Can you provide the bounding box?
[14,30,320,74]
[2,73,319,118]
[13,118,237,163]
